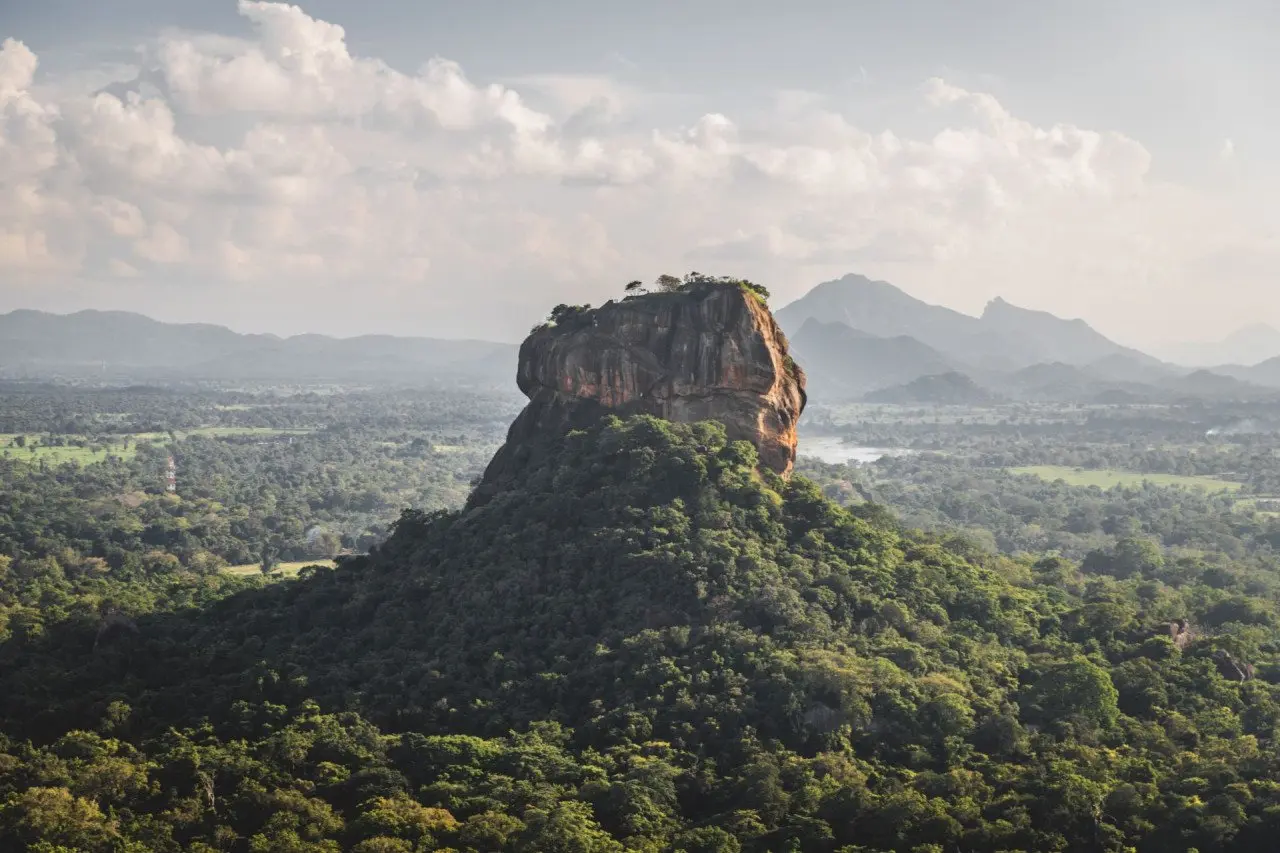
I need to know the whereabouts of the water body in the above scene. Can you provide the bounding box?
[799,436,914,465]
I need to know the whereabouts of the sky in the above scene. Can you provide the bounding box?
[2,0,1279,345]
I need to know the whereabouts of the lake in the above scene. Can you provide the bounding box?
[799,436,914,465]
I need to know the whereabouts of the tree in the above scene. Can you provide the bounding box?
[922,693,975,739]
[355,796,458,846]
[518,801,623,853]
[673,826,742,853]
[260,541,277,575]
[1111,536,1164,579]
[546,304,592,326]
[736,278,771,302]
[0,786,120,851]
[654,274,682,292]
[624,280,644,294]
[1026,658,1119,729]
[307,530,343,559]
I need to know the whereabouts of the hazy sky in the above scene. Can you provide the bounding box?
[2,0,1278,344]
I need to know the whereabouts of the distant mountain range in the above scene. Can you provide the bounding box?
[776,274,1280,403]
[863,371,1002,405]
[0,309,516,386]
[777,274,1155,371]
[789,319,954,399]
[1154,324,1280,367]
[5,279,1280,404]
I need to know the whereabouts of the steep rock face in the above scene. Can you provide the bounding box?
[477,282,805,497]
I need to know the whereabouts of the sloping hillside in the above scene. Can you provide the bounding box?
[789,317,958,398]
[863,371,1002,404]
[3,415,1280,851]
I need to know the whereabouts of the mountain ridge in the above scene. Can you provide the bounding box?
[776,274,1028,371]
[863,370,1002,404]
[770,273,1280,401]
[9,287,1271,401]
[0,308,516,385]
[776,273,1155,371]
[789,317,959,398]
[1155,323,1280,367]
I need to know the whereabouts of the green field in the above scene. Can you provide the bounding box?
[0,434,138,465]
[223,559,335,577]
[1235,497,1280,517]
[185,427,313,438]
[0,427,315,467]
[1011,465,1242,493]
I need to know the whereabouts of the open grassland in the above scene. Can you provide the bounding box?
[825,402,1116,426]
[223,559,336,577]
[1236,497,1280,517]
[1011,465,1242,493]
[131,427,314,441]
[185,427,313,438]
[0,434,137,464]
[0,427,315,467]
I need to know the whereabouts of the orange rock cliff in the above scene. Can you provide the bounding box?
[475,280,806,497]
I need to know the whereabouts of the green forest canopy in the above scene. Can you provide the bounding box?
[2,415,1280,851]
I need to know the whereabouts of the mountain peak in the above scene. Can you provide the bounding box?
[776,273,1163,387]
[1223,323,1280,346]
[809,273,920,304]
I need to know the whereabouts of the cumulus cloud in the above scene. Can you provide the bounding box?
[0,2,1273,341]
[157,0,553,138]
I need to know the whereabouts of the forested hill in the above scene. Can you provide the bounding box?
[2,414,1280,851]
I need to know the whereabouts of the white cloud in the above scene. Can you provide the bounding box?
[133,221,190,264]
[0,3,1274,342]
[157,0,553,138]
